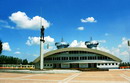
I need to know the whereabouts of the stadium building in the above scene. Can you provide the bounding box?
[33,39,122,69]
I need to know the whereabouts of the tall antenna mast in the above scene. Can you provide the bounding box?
[61,37,64,42]
[40,7,42,27]
[90,37,92,41]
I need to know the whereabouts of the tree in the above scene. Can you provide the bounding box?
[22,59,28,65]
[28,62,34,65]
[0,55,23,64]
[0,40,2,54]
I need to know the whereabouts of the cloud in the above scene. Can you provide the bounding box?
[77,27,84,30]
[26,37,40,46]
[2,42,11,51]
[33,54,38,57]
[9,11,50,30]
[0,19,14,29]
[26,36,55,46]
[16,48,20,50]
[121,51,129,56]
[97,37,130,62]
[105,33,109,36]
[118,37,128,48]
[81,17,97,23]
[69,40,106,48]
[44,36,55,43]
[98,40,106,43]
[14,51,21,54]
[97,46,111,53]
[0,20,8,24]
[69,40,86,48]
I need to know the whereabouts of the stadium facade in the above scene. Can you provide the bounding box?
[33,39,122,69]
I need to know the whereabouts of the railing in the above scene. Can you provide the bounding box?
[119,66,130,69]
[0,64,35,70]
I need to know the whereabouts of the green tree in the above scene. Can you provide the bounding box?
[28,62,34,65]
[0,40,2,54]
[17,58,22,64]
[0,55,24,64]
[22,59,28,65]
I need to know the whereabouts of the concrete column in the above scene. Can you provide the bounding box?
[78,56,80,60]
[40,41,44,70]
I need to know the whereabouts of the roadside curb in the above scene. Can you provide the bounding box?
[0,69,81,74]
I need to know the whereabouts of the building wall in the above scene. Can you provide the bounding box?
[97,63,120,69]
[35,63,40,69]
[36,62,120,69]
[79,63,88,68]
[44,63,53,68]
[61,63,70,68]
[35,50,121,69]
[44,53,114,64]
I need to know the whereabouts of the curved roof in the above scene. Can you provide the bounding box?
[33,47,122,63]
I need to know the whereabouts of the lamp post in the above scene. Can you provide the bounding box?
[40,26,45,70]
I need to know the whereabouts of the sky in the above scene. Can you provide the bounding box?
[0,0,130,62]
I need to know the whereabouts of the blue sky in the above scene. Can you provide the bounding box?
[0,0,130,62]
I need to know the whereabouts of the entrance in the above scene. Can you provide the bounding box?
[88,63,97,68]
[53,64,61,68]
[70,63,79,68]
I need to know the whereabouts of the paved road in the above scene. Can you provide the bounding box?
[0,70,130,83]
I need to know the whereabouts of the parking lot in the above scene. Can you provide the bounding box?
[0,70,130,83]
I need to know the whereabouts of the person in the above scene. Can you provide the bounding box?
[40,26,45,42]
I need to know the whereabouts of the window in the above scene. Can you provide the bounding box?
[88,57,90,60]
[80,57,82,60]
[84,57,87,60]
[75,57,78,60]
[93,56,95,60]
[100,56,102,60]
[82,57,84,60]
[98,56,100,60]
[90,56,92,60]
[65,57,68,60]
[112,63,114,65]
[104,56,107,59]
[92,56,95,60]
